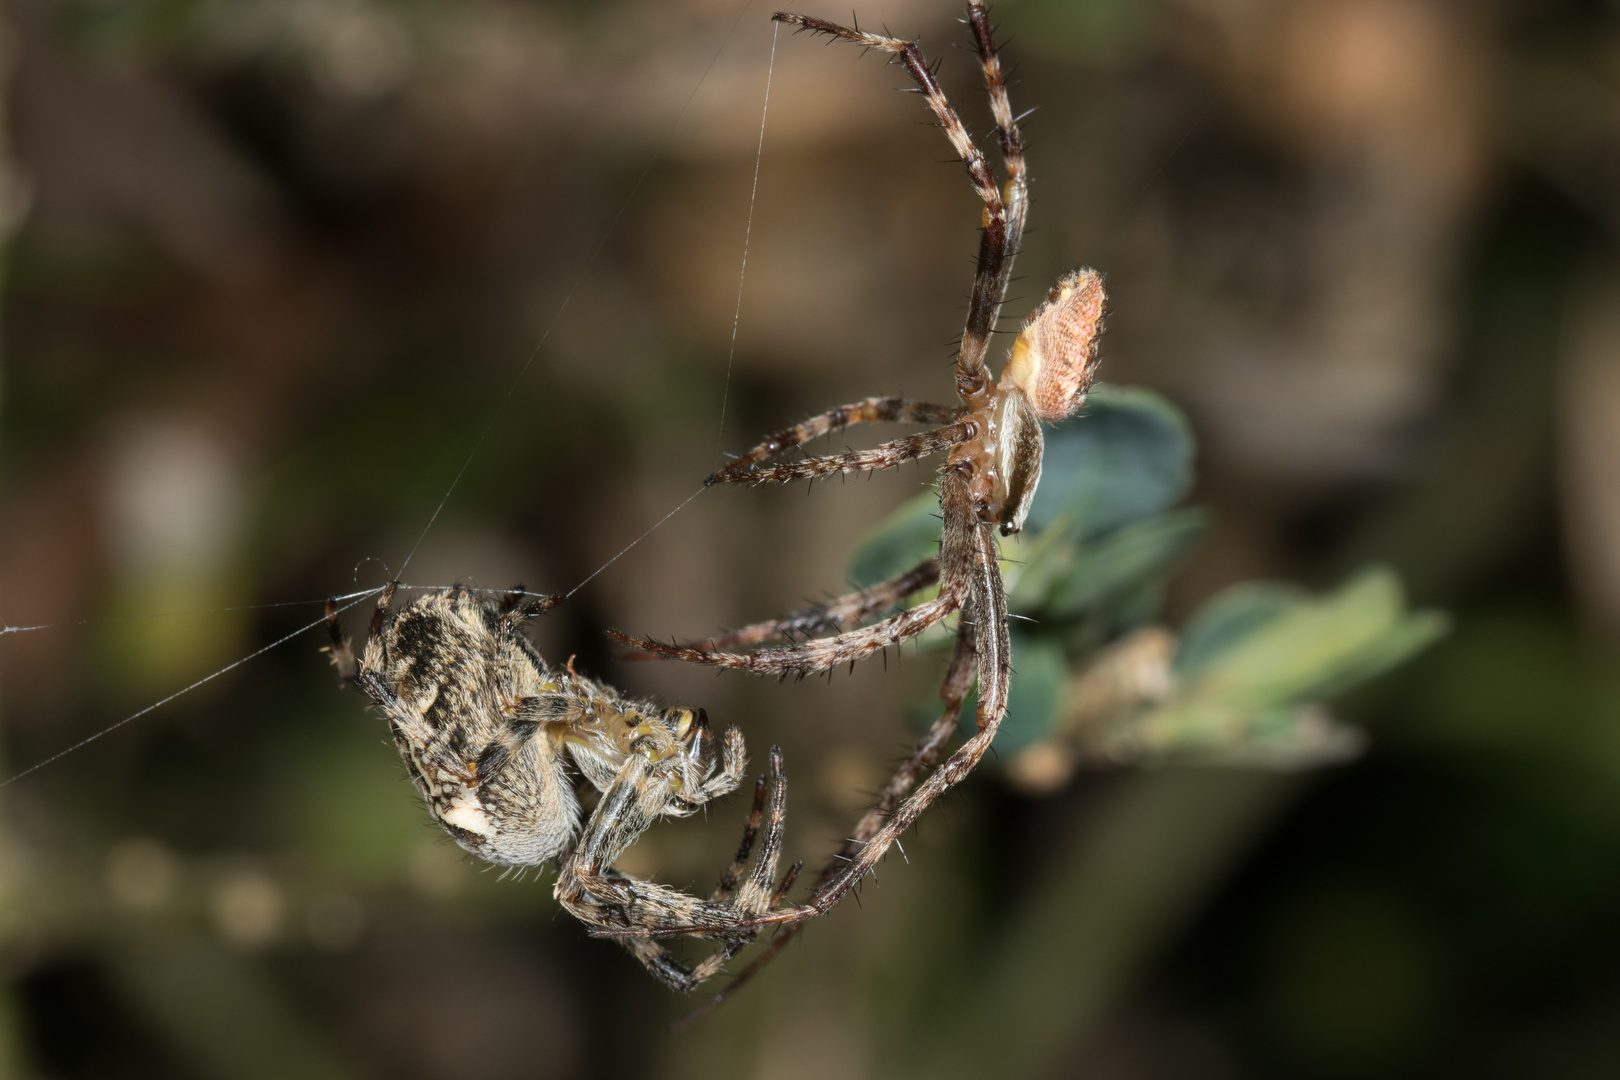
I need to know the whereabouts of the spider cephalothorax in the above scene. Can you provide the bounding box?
[610,2,1105,977]
[325,584,800,991]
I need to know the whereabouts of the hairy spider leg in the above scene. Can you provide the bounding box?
[711,773,770,903]
[969,5,1025,186]
[628,4,1030,676]
[602,470,1010,949]
[734,526,1004,936]
[611,590,956,677]
[774,10,1020,406]
[671,624,978,1026]
[609,480,987,678]
[643,558,942,655]
[557,747,798,991]
[966,1,1028,279]
[614,5,1036,992]
[709,396,961,483]
[323,580,400,687]
[706,421,975,486]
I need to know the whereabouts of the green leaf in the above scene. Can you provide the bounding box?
[847,490,939,588]
[1039,508,1210,618]
[1175,582,1307,678]
[1087,700,1364,769]
[1188,567,1449,710]
[1026,383,1195,540]
[1301,610,1451,703]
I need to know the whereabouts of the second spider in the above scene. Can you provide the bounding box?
[614,2,1106,938]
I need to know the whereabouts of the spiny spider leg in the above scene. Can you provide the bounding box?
[774,10,1013,402]
[611,589,957,678]
[628,4,1106,1004]
[672,625,978,1026]
[615,476,1010,944]
[608,472,1008,948]
[638,558,941,655]
[708,421,975,486]
[557,748,796,991]
[966,3,1027,239]
[969,6,1024,177]
[733,748,792,914]
[711,774,769,904]
[734,528,1003,936]
[962,3,1029,361]
[614,451,999,687]
[710,397,961,484]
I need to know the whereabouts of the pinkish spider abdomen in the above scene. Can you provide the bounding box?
[999,268,1106,422]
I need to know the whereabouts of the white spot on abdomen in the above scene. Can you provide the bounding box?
[440,795,494,837]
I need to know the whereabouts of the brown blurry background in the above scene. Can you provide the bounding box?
[1,0,1619,1076]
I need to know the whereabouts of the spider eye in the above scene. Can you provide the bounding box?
[1001,268,1106,422]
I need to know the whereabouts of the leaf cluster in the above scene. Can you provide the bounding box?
[848,385,1447,791]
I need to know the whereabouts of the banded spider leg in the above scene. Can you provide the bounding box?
[610,1,1106,989]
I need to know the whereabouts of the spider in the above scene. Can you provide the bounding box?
[608,2,1105,977]
[324,583,802,992]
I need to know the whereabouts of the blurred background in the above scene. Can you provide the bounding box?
[0,0,1618,1076]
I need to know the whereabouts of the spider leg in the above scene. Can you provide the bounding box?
[964,3,1029,364]
[324,581,398,686]
[673,623,978,1024]
[556,747,793,991]
[611,466,983,679]
[631,473,1007,942]
[711,774,768,904]
[611,591,957,678]
[693,721,748,801]
[322,598,359,684]
[774,7,1016,405]
[966,493,1012,727]
[774,473,1005,916]
[967,2,1027,226]
[621,558,940,657]
[708,421,974,486]
[710,397,960,484]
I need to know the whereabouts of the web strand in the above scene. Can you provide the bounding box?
[0,1,766,786]
[0,591,383,789]
[716,19,780,449]
[398,0,759,580]
[0,589,382,637]
[564,486,708,600]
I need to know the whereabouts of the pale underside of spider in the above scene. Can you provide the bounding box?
[325,584,802,992]
[606,2,1106,1003]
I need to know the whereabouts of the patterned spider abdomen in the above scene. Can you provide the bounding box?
[365,590,582,866]
[1001,267,1106,422]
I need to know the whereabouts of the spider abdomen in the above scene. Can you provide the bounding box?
[1001,268,1107,423]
